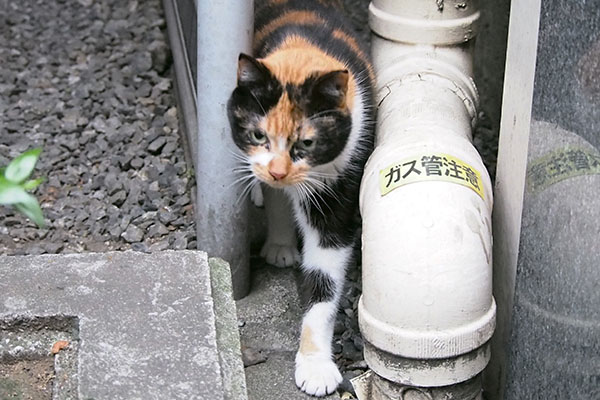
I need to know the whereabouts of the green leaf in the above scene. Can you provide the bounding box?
[5,148,42,184]
[21,177,45,191]
[13,193,46,228]
[0,181,31,205]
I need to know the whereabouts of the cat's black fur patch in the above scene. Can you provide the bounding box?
[301,269,337,307]
[227,59,283,152]
[300,173,364,248]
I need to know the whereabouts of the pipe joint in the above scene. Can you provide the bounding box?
[369,0,480,45]
[377,70,479,134]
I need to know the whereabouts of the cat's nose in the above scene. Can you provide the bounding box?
[269,170,287,180]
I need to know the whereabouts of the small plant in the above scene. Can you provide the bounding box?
[0,148,45,228]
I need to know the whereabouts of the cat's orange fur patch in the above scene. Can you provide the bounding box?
[299,326,319,355]
[255,10,322,49]
[260,92,302,139]
[261,35,356,110]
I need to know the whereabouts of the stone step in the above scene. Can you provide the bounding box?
[0,250,246,400]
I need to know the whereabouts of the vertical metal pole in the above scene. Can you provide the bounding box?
[483,0,541,398]
[196,0,254,299]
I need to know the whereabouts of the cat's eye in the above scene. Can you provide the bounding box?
[250,130,267,145]
[298,139,315,150]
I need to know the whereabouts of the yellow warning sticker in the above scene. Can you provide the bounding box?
[527,146,600,193]
[379,153,485,199]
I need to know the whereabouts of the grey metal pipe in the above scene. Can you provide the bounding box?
[196,0,254,299]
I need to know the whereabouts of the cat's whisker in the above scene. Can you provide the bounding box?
[292,184,310,211]
[298,184,315,212]
[228,149,249,162]
[230,173,254,183]
[235,178,259,206]
[305,108,340,123]
[232,166,253,174]
[299,181,328,217]
[293,182,309,205]
[306,171,339,184]
[306,170,337,177]
[304,179,336,213]
[302,174,339,203]
[293,184,306,205]
[304,175,340,201]
[227,171,256,189]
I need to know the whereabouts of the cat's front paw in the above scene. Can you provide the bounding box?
[260,242,300,268]
[295,353,342,397]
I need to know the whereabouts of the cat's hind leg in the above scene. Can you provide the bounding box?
[260,186,301,267]
[294,229,349,396]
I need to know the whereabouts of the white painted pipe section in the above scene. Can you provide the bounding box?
[369,0,480,45]
[358,0,496,390]
[197,0,254,299]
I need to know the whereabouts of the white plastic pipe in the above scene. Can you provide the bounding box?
[358,0,496,393]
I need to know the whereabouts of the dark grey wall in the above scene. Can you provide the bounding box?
[532,0,600,150]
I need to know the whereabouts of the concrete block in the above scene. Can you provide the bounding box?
[209,257,249,400]
[0,250,247,400]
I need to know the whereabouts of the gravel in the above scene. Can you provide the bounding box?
[0,0,196,255]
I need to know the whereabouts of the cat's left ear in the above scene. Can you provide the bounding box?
[237,53,270,86]
[313,70,349,108]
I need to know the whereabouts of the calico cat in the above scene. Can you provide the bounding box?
[228,0,375,396]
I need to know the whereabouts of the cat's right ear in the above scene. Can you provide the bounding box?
[237,54,268,86]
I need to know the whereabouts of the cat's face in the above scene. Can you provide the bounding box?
[228,54,352,189]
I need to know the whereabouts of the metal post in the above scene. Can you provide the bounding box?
[482,0,541,397]
[196,0,254,299]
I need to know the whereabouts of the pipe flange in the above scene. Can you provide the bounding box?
[358,297,496,359]
[364,341,491,387]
